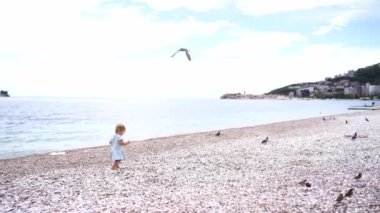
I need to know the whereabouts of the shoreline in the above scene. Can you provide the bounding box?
[0,111,366,161]
[1,110,379,211]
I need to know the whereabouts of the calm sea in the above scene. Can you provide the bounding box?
[0,97,375,159]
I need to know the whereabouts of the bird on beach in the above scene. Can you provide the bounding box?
[351,132,358,140]
[215,131,221,137]
[336,193,344,202]
[365,117,369,122]
[298,179,307,186]
[345,120,348,124]
[261,137,269,144]
[298,179,312,187]
[345,188,354,197]
[354,173,362,180]
[323,117,326,121]
[171,48,191,61]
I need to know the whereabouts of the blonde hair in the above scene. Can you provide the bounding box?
[115,124,126,133]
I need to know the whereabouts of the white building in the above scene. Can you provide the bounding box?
[296,87,313,97]
[338,79,350,87]
[369,85,380,95]
[288,91,294,98]
[315,85,330,93]
[344,87,359,96]
[361,83,370,96]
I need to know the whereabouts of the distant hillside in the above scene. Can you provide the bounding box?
[268,83,302,96]
[355,63,380,84]
[268,62,380,96]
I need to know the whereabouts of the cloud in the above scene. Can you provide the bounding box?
[1,0,380,98]
[281,44,380,82]
[201,30,305,59]
[0,0,231,62]
[312,10,362,35]
[0,0,232,97]
[194,27,380,94]
[133,0,229,12]
[131,0,374,15]
[234,0,371,16]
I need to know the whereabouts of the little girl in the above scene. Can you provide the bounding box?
[109,124,130,170]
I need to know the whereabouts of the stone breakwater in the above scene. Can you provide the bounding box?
[1,111,380,212]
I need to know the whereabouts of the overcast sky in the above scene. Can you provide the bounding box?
[1,0,380,98]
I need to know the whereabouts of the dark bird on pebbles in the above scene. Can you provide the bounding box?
[261,137,269,144]
[171,48,191,61]
[345,188,354,197]
[345,120,348,124]
[323,117,326,121]
[351,132,357,140]
[298,179,307,185]
[215,131,221,137]
[354,173,362,180]
[365,117,369,122]
[336,193,344,202]
[298,179,311,187]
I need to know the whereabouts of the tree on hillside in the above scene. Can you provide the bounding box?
[355,63,380,84]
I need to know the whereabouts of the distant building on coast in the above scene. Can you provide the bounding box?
[315,85,330,93]
[342,83,380,97]
[220,93,261,99]
[273,62,380,99]
[337,79,350,87]
[290,81,380,99]
[361,83,370,96]
[344,87,359,96]
[0,90,10,97]
[296,89,311,98]
[369,85,380,96]
[288,91,294,98]
[221,93,288,100]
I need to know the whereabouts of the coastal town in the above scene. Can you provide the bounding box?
[222,63,380,100]
[221,78,380,100]
[220,92,289,100]
[287,77,380,99]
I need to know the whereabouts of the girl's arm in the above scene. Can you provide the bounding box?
[118,140,130,146]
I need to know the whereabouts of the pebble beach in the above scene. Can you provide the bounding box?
[1,111,379,212]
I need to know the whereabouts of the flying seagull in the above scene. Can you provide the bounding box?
[171,48,191,61]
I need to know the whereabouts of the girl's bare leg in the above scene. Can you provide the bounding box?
[111,161,118,170]
[115,160,121,169]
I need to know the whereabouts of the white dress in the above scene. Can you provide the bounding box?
[109,134,125,161]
